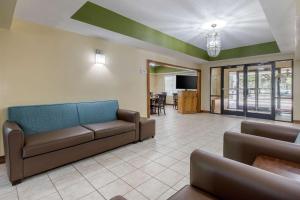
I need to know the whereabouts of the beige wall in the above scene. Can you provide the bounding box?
[294,60,300,120]
[199,53,295,113]
[0,19,200,156]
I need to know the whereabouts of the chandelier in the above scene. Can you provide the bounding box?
[206,24,221,57]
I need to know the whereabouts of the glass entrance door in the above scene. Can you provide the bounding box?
[218,60,292,121]
[245,63,274,119]
[222,66,245,116]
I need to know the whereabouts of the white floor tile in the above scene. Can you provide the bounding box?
[123,190,148,200]
[136,178,169,200]
[109,162,136,177]
[98,179,133,200]
[157,188,177,200]
[58,179,94,200]
[122,170,151,187]
[85,168,118,189]
[139,162,166,177]
[79,191,105,200]
[155,169,184,187]
[154,156,178,167]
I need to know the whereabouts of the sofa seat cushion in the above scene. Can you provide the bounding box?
[168,185,217,200]
[84,120,135,139]
[23,126,94,158]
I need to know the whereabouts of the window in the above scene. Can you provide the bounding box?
[164,75,177,95]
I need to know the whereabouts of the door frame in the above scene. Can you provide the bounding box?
[221,65,245,117]
[244,62,275,120]
[146,60,201,118]
[210,59,294,122]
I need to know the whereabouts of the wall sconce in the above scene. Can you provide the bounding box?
[95,49,106,65]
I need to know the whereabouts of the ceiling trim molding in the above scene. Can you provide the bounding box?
[208,41,280,61]
[150,66,187,74]
[71,1,280,62]
[71,1,209,60]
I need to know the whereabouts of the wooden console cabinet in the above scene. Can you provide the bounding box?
[178,91,198,114]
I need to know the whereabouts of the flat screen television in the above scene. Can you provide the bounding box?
[176,75,197,89]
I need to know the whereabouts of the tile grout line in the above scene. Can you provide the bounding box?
[94,147,182,199]
[94,157,150,200]
[94,153,153,200]
[47,174,64,200]
[16,184,20,200]
[73,162,108,200]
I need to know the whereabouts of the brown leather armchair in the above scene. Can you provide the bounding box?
[224,131,300,165]
[168,150,300,200]
[223,121,300,165]
[241,121,300,142]
[111,149,300,200]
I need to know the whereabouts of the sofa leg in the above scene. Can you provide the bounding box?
[12,179,22,186]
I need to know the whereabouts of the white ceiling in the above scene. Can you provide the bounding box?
[13,0,298,62]
[88,0,276,50]
[259,0,296,54]
[14,0,275,51]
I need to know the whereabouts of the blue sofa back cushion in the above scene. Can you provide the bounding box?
[8,103,80,135]
[77,100,119,125]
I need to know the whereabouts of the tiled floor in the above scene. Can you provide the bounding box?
[0,106,298,200]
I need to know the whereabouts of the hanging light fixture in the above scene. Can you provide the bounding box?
[206,24,221,57]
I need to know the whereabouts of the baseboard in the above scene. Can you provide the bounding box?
[201,110,210,113]
[0,156,5,164]
[293,120,300,124]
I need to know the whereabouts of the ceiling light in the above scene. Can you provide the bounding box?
[202,20,227,30]
[149,62,156,67]
[206,24,221,57]
[95,49,106,65]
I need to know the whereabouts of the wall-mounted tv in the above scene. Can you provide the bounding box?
[176,75,197,89]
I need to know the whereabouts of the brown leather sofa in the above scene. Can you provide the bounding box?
[3,101,140,185]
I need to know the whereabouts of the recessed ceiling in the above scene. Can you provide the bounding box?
[87,0,276,50]
[15,0,275,51]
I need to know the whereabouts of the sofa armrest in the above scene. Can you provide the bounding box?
[241,121,299,142]
[223,131,300,165]
[117,109,140,141]
[3,121,24,184]
[190,149,300,200]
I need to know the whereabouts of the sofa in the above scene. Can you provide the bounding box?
[224,121,300,165]
[3,100,140,185]
[241,120,300,143]
[111,149,300,200]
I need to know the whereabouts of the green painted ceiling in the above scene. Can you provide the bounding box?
[72,1,280,61]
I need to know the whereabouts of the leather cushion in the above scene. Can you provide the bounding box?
[8,103,79,135]
[23,126,94,158]
[168,185,217,200]
[84,120,135,139]
[77,101,119,125]
[295,133,300,144]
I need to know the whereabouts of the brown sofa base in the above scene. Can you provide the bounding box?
[23,131,136,178]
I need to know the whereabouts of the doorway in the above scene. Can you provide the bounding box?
[211,60,293,122]
[146,60,201,118]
